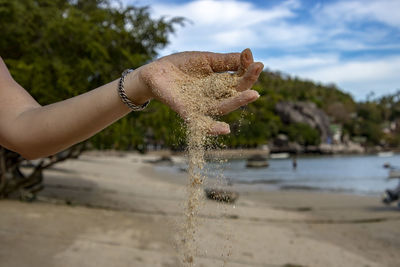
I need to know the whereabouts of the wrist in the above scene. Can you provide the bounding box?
[124,67,153,105]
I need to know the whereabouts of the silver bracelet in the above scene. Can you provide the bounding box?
[117,68,150,111]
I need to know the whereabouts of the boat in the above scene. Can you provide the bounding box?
[378,151,394,157]
[270,153,290,159]
[246,155,269,168]
[389,169,400,179]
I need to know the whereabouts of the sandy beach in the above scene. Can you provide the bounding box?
[1,152,399,267]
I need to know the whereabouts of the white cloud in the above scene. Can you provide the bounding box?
[151,0,296,26]
[120,0,400,99]
[257,23,318,48]
[303,58,400,83]
[265,54,340,71]
[318,0,400,29]
[266,54,400,99]
[125,0,400,54]
[146,0,303,53]
[213,29,255,47]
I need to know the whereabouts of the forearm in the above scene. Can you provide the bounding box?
[5,70,149,159]
[0,49,262,159]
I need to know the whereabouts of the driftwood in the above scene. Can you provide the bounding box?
[0,143,86,201]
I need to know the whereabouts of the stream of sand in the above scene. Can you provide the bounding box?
[175,72,239,266]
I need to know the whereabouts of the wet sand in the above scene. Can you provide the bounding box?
[0,152,399,267]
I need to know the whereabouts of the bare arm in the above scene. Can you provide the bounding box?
[0,49,263,159]
[0,58,138,159]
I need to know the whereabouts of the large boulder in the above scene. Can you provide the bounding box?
[319,142,365,154]
[275,101,332,143]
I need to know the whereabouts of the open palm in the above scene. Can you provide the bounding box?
[138,49,263,134]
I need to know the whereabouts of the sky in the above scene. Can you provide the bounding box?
[122,0,400,100]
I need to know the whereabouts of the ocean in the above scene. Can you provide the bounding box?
[156,153,400,196]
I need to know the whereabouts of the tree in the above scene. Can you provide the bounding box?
[282,123,321,146]
[0,0,184,149]
[0,0,183,198]
[0,144,85,200]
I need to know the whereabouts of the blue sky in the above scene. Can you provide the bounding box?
[123,0,400,100]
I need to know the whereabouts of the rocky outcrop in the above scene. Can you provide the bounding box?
[275,101,332,143]
[319,142,365,154]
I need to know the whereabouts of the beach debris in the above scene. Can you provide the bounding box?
[179,166,188,172]
[204,188,239,203]
[145,155,173,165]
[246,154,269,168]
[282,264,308,267]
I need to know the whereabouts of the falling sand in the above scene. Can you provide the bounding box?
[175,72,240,266]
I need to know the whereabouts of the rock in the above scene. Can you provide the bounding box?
[275,101,332,143]
[179,166,188,172]
[145,155,173,165]
[246,154,269,168]
[318,142,364,154]
[345,141,365,153]
[247,154,267,161]
[204,188,239,203]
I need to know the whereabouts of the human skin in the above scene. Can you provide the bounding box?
[0,49,263,159]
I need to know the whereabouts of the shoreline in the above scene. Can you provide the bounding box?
[146,148,400,157]
[132,153,400,266]
[93,148,400,160]
[153,163,387,198]
[1,152,399,267]
[150,153,400,198]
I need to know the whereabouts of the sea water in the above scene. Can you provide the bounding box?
[157,153,400,196]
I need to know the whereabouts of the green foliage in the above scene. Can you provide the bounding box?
[220,71,354,147]
[0,0,184,149]
[0,0,398,150]
[385,133,400,147]
[346,90,400,146]
[282,123,321,146]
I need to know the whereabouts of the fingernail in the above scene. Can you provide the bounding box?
[219,123,230,134]
[244,52,250,61]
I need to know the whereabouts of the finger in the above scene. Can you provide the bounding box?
[208,121,230,135]
[216,90,260,116]
[206,52,241,72]
[236,62,263,92]
[237,48,254,76]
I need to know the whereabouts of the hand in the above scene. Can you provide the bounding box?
[131,48,263,135]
